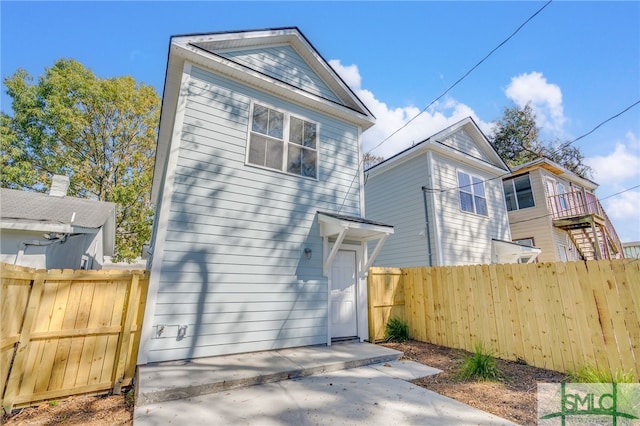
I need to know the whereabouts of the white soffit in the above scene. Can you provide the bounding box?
[492,239,542,264]
[318,212,394,241]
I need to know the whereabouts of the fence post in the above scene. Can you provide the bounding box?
[112,272,140,394]
[2,271,46,414]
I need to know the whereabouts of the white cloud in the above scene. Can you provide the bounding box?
[329,60,361,89]
[602,190,640,242]
[585,134,640,184]
[329,60,640,241]
[505,71,566,134]
[586,132,640,242]
[329,60,492,159]
[604,190,640,220]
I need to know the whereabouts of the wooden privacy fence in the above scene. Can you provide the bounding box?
[368,260,640,381]
[1,263,149,413]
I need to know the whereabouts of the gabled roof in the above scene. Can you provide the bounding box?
[365,117,510,177]
[0,188,116,252]
[152,27,375,202]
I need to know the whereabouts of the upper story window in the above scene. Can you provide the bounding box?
[457,171,487,216]
[556,182,568,209]
[503,173,535,211]
[247,103,318,179]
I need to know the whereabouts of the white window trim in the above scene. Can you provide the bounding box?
[514,237,535,247]
[245,101,320,181]
[456,169,488,217]
[504,173,536,211]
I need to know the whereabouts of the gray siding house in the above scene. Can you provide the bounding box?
[0,176,116,270]
[365,118,539,267]
[139,28,393,364]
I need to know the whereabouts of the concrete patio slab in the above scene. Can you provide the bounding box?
[136,341,403,406]
[134,361,517,426]
[370,359,442,380]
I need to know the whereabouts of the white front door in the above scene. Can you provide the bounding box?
[330,250,357,338]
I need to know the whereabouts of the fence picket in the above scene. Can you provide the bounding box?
[368,260,639,381]
[611,260,640,379]
[1,264,148,413]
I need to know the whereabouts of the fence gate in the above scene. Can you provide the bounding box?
[1,264,148,413]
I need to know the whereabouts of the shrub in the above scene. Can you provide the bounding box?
[456,343,500,381]
[384,317,409,342]
[566,365,634,383]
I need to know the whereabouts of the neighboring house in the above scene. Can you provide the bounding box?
[138,28,393,364]
[364,117,539,267]
[504,158,624,262]
[622,242,640,259]
[0,175,116,270]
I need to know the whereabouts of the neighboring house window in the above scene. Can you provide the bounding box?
[457,171,487,216]
[514,238,536,263]
[503,174,535,211]
[514,238,534,247]
[247,103,318,179]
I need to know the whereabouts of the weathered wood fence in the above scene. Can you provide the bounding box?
[368,260,639,381]
[1,263,149,413]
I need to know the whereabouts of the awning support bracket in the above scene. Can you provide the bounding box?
[323,227,348,277]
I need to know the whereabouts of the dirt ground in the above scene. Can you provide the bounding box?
[383,340,566,425]
[2,340,565,425]
[1,392,133,426]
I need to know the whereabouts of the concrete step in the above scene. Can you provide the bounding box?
[136,341,403,406]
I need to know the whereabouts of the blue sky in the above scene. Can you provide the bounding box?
[2,1,639,241]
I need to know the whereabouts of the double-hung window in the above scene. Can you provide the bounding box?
[503,173,535,211]
[247,103,318,179]
[457,171,487,216]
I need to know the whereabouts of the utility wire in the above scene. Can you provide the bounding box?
[367,0,553,156]
[423,99,640,193]
[508,184,640,226]
[337,0,553,213]
[547,99,640,157]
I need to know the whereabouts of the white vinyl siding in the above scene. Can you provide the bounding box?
[366,138,511,267]
[439,129,491,162]
[431,153,510,266]
[145,65,362,362]
[365,154,431,267]
[218,45,341,102]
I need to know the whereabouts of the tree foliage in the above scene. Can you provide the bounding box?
[490,104,592,178]
[1,58,160,261]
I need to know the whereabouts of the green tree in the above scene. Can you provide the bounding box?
[1,58,160,261]
[490,104,592,178]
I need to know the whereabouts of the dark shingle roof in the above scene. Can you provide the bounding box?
[0,188,116,229]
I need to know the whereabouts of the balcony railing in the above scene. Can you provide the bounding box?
[547,191,603,220]
[547,190,624,259]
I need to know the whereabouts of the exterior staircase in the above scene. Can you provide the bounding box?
[548,191,624,260]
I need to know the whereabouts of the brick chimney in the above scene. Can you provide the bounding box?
[49,175,70,197]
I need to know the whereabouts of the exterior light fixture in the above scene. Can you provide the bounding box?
[304,248,312,259]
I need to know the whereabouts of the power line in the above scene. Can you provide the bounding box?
[366,0,553,156]
[548,99,640,157]
[508,184,640,226]
[422,99,640,194]
[337,0,553,213]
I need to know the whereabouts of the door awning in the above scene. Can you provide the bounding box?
[491,239,542,264]
[318,211,394,276]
